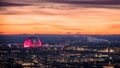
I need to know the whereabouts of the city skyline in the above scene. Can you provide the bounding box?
[0,0,120,35]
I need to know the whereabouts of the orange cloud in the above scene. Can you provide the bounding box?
[0,2,120,35]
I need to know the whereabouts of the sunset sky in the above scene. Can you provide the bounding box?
[0,0,120,35]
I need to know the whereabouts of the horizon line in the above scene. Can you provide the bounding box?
[0,33,120,36]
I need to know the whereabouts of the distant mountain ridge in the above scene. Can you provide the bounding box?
[0,34,120,44]
[86,36,108,42]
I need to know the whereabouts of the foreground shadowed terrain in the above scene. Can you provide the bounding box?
[0,34,120,68]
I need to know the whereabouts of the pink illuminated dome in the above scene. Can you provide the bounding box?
[24,37,42,48]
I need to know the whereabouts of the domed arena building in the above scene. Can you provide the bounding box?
[24,37,42,48]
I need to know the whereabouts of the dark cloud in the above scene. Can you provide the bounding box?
[47,0,120,5]
[0,2,29,7]
[0,0,120,15]
[45,0,120,9]
[1,0,120,6]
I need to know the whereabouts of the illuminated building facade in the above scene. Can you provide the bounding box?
[24,37,42,48]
